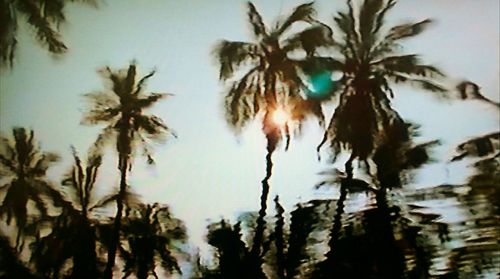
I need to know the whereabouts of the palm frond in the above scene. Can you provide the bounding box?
[15,0,67,54]
[28,152,60,178]
[334,10,360,61]
[0,1,18,68]
[224,67,263,130]
[373,54,445,78]
[90,193,119,211]
[0,154,17,174]
[372,0,397,35]
[214,40,259,81]
[276,2,315,35]
[370,19,433,59]
[359,0,386,49]
[136,93,168,110]
[283,24,335,55]
[40,0,66,25]
[452,132,500,161]
[133,70,157,97]
[137,114,165,136]
[82,91,121,124]
[247,2,268,38]
[389,73,448,96]
[27,186,49,218]
[386,19,433,41]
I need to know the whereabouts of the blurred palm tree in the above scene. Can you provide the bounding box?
[82,63,175,278]
[317,0,447,177]
[0,0,98,68]
[118,203,187,279]
[30,146,110,279]
[0,127,62,249]
[316,122,441,277]
[444,81,500,277]
[214,1,332,265]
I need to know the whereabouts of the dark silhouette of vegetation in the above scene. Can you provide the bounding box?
[0,232,39,279]
[317,0,447,175]
[0,0,98,68]
[82,63,175,278]
[118,203,187,279]
[0,128,62,250]
[196,219,265,279]
[214,2,332,271]
[1,1,498,279]
[29,146,106,279]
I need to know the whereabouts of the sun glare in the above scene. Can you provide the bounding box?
[272,108,289,127]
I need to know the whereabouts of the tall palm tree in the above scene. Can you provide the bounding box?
[30,146,108,279]
[119,203,187,279]
[317,0,447,177]
[0,0,97,68]
[0,127,61,249]
[82,63,175,278]
[214,1,332,263]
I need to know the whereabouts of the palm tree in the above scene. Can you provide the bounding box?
[119,203,187,279]
[214,1,332,263]
[445,81,500,277]
[0,127,61,249]
[82,63,175,278]
[30,146,109,279]
[317,0,447,178]
[0,0,97,68]
[316,121,440,276]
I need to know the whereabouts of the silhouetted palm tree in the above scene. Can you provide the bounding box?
[445,81,500,276]
[30,146,109,279]
[316,121,440,277]
[0,128,61,249]
[214,1,332,265]
[118,203,187,279]
[82,63,175,278]
[317,0,447,177]
[0,0,97,68]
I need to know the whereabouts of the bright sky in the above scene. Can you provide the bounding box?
[1,0,499,261]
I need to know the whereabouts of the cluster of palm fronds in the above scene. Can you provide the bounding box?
[1,0,499,278]
[0,0,98,68]
[0,62,185,279]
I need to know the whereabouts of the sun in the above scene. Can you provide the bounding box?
[272,108,290,127]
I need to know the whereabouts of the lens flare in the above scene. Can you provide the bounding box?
[272,108,289,127]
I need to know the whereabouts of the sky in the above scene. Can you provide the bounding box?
[1,0,499,261]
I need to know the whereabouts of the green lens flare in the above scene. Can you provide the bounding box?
[308,71,333,99]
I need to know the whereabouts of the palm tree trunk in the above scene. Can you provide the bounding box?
[72,219,98,279]
[250,135,277,273]
[374,187,405,278]
[103,156,128,279]
[324,154,354,266]
[324,183,347,263]
[273,196,286,279]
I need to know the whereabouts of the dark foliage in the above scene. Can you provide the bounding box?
[0,0,98,68]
